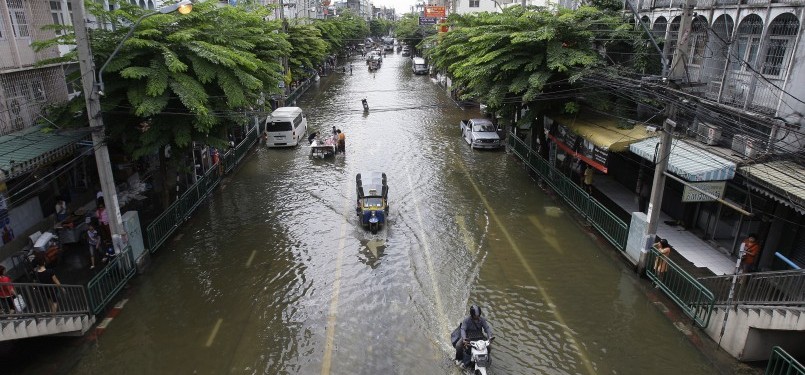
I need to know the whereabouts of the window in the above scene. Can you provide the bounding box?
[469,0,480,7]
[688,17,708,66]
[7,0,29,38]
[761,14,799,78]
[49,1,73,34]
[733,36,760,71]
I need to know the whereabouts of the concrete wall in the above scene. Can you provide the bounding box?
[702,305,805,361]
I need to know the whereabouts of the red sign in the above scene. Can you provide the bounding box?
[425,6,445,18]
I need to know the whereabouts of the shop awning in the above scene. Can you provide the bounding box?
[553,114,655,152]
[740,161,805,214]
[0,126,89,182]
[629,137,736,182]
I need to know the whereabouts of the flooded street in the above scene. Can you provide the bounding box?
[64,53,717,374]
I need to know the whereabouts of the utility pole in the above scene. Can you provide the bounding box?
[71,0,126,240]
[279,0,288,107]
[638,0,693,271]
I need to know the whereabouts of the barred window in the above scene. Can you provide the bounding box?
[731,15,762,72]
[761,13,799,78]
[7,0,29,38]
[688,16,708,66]
[469,0,480,7]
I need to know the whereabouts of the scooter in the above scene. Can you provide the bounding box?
[459,337,494,375]
[362,98,369,112]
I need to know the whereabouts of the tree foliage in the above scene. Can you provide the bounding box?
[395,13,436,48]
[312,12,368,55]
[287,23,328,82]
[426,6,649,120]
[370,18,393,37]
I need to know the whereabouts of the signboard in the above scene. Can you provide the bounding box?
[682,181,726,202]
[419,17,438,25]
[548,119,610,173]
[425,6,446,18]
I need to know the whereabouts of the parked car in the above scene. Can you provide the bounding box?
[412,57,428,75]
[401,46,411,57]
[460,119,502,149]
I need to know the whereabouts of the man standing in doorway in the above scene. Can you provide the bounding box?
[740,233,761,273]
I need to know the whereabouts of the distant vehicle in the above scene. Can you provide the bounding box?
[460,119,502,149]
[412,57,428,75]
[368,56,381,71]
[264,107,307,147]
[356,172,389,234]
[401,46,411,57]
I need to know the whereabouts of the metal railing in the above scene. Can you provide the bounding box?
[646,246,715,327]
[286,77,315,105]
[87,246,137,315]
[766,346,805,375]
[0,282,90,319]
[697,269,805,306]
[508,133,629,251]
[147,125,259,253]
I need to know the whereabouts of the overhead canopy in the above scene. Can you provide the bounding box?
[629,137,736,182]
[553,114,654,152]
[0,126,89,182]
[740,161,805,214]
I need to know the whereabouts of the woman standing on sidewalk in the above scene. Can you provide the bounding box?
[653,238,672,280]
[34,258,62,314]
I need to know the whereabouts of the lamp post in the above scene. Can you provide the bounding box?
[71,0,192,241]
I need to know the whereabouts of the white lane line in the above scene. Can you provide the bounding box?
[455,215,477,254]
[456,161,596,375]
[321,172,351,375]
[528,215,563,254]
[245,250,257,267]
[205,318,223,347]
[405,165,449,337]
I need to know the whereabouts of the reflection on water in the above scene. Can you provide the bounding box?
[54,52,720,375]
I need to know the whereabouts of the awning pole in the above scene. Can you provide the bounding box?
[663,172,752,216]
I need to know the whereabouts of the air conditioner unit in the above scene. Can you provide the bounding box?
[730,134,746,155]
[697,122,722,145]
[730,134,763,158]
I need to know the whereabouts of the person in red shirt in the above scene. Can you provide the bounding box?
[0,265,17,314]
[740,233,761,273]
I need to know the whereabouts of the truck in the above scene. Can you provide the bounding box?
[460,118,502,149]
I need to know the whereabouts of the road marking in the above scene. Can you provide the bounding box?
[321,172,351,375]
[455,215,477,254]
[527,215,563,254]
[455,160,597,375]
[245,250,257,267]
[205,318,223,347]
[405,166,449,337]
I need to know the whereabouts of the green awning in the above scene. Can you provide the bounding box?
[0,126,89,181]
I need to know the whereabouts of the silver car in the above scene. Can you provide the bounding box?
[460,119,502,149]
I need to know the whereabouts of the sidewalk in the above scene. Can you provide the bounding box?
[594,175,737,276]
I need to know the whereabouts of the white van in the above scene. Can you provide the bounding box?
[412,57,428,75]
[264,107,307,147]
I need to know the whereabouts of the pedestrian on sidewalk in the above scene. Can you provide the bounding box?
[87,224,100,269]
[583,165,594,194]
[0,266,17,314]
[33,258,62,314]
[740,234,760,273]
[653,238,671,280]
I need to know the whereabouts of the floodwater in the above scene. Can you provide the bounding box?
[55,52,717,374]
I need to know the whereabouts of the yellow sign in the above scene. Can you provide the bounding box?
[425,6,445,18]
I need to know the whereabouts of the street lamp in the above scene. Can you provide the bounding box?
[71,0,192,243]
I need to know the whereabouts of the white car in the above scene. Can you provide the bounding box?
[460,119,502,149]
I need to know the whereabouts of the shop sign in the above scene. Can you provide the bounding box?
[419,17,438,25]
[425,6,446,18]
[682,181,726,202]
[549,120,610,173]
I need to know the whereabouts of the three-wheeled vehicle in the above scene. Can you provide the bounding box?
[356,172,389,234]
[368,55,382,71]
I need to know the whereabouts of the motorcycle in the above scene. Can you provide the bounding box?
[451,334,494,375]
[362,98,369,112]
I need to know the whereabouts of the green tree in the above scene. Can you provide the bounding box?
[426,6,647,154]
[313,12,368,55]
[37,1,291,207]
[395,13,436,52]
[287,23,328,81]
[370,18,392,37]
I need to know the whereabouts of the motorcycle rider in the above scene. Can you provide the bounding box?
[455,305,493,368]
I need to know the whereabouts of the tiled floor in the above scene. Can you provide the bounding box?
[595,176,738,275]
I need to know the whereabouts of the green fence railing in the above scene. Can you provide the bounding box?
[87,245,136,315]
[646,246,715,328]
[507,133,629,251]
[766,346,805,375]
[147,126,258,253]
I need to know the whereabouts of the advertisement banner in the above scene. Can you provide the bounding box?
[682,181,726,202]
[425,6,446,18]
[419,17,438,25]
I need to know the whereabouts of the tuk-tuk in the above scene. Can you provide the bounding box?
[356,172,389,234]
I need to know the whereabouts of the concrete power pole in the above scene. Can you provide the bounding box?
[71,0,126,240]
[639,0,693,269]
